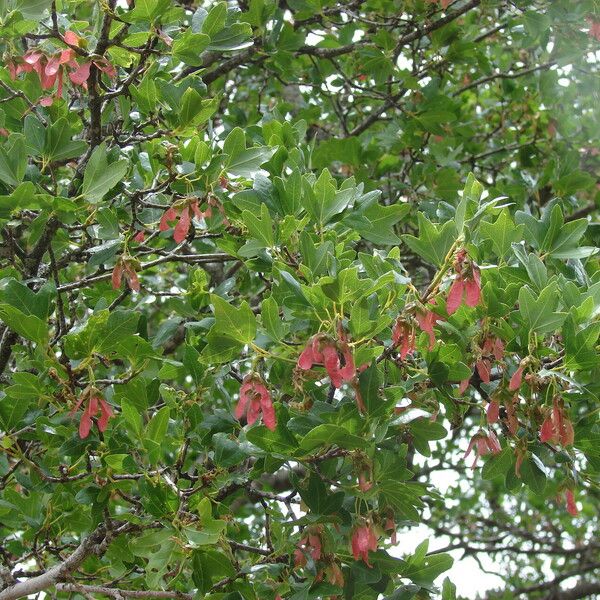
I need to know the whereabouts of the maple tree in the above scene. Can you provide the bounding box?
[0,1,599,599]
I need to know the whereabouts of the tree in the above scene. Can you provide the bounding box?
[0,0,598,599]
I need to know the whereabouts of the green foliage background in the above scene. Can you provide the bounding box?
[0,0,599,599]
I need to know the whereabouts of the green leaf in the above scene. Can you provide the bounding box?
[172,31,210,66]
[481,447,513,480]
[242,203,274,248]
[346,197,410,245]
[210,294,256,344]
[0,304,48,345]
[403,552,453,587]
[146,406,170,443]
[212,432,249,468]
[122,0,171,23]
[207,22,253,51]
[121,399,143,437]
[520,457,547,495]
[82,143,128,203]
[227,147,276,178]
[518,283,566,335]
[43,118,87,163]
[359,362,386,418]
[409,418,448,457]
[0,395,30,431]
[200,330,243,364]
[563,316,600,371]
[0,135,26,187]
[2,279,52,319]
[178,91,218,128]
[299,424,369,452]
[23,115,45,156]
[201,1,227,37]
[298,473,344,515]
[261,296,286,341]
[192,549,235,593]
[14,0,52,20]
[402,214,457,267]
[480,210,524,260]
[303,168,355,226]
[442,577,457,600]
[97,310,140,353]
[246,423,299,455]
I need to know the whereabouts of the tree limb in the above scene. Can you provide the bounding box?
[55,584,193,599]
[0,525,108,600]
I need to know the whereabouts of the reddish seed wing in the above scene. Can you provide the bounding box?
[45,55,61,77]
[464,435,478,460]
[353,382,367,414]
[351,525,376,567]
[465,277,481,308]
[311,335,324,363]
[559,417,574,447]
[95,58,117,78]
[258,385,276,431]
[111,263,123,290]
[56,68,64,98]
[190,199,203,220]
[358,472,372,492]
[160,206,178,231]
[476,359,491,384]
[493,337,504,361]
[565,489,578,516]
[486,430,502,454]
[416,310,436,349]
[508,365,524,392]
[308,533,322,560]
[23,51,43,66]
[487,399,500,424]
[298,343,315,370]
[338,346,355,382]
[173,206,191,243]
[323,345,342,388]
[446,278,465,315]
[235,381,252,420]
[79,411,93,439]
[391,320,401,346]
[540,417,555,443]
[293,547,307,568]
[97,398,114,432]
[69,61,91,85]
[246,395,261,425]
[124,264,140,292]
[79,397,97,439]
[63,30,81,46]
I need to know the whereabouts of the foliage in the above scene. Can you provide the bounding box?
[0,1,599,599]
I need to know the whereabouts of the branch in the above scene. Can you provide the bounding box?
[454,61,556,96]
[460,141,536,163]
[566,202,597,222]
[397,0,481,47]
[0,525,108,600]
[177,41,262,83]
[297,40,368,58]
[56,584,192,599]
[553,581,600,600]
[349,95,402,137]
[56,252,235,293]
[515,563,600,596]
